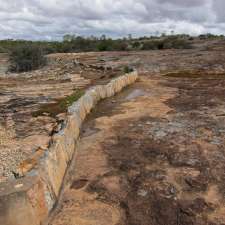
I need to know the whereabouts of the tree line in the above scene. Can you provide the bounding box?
[1,33,223,73]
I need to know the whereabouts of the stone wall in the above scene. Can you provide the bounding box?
[0,71,138,225]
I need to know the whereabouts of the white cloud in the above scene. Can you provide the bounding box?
[0,0,224,40]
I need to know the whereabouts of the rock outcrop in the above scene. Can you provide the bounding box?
[0,71,138,225]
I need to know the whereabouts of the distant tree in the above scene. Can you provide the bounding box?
[0,33,196,57]
[100,34,106,40]
[89,35,98,41]
[198,33,217,40]
[97,39,114,51]
[132,41,141,49]
[155,31,160,36]
[128,34,132,40]
[63,34,76,42]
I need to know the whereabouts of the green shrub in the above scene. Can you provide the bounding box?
[123,65,134,73]
[97,39,114,51]
[141,37,192,50]
[9,44,46,72]
[113,41,128,51]
[132,41,141,49]
[141,40,163,50]
[163,37,192,49]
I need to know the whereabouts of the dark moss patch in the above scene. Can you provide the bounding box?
[32,89,84,118]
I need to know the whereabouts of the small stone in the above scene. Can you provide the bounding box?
[15,183,23,188]
[137,189,148,197]
[155,130,167,138]
[43,112,50,116]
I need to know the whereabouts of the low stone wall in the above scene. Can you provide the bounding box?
[0,71,138,225]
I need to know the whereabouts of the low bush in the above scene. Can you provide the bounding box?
[123,65,134,73]
[141,36,192,50]
[132,41,141,49]
[141,40,163,50]
[9,44,46,72]
[163,36,192,49]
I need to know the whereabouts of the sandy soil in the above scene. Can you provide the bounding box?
[0,52,125,181]
[0,38,225,206]
[49,72,225,225]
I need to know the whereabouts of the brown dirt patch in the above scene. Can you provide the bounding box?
[50,71,225,225]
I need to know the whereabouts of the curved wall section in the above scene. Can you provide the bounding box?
[0,71,138,225]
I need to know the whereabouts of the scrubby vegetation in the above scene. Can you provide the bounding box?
[123,65,134,73]
[141,36,192,50]
[1,33,224,72]
[9,44,46,72]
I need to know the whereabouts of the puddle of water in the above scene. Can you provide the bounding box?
[125,89,147,100]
